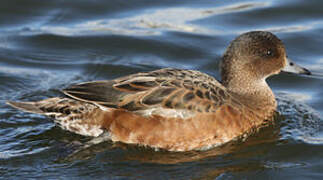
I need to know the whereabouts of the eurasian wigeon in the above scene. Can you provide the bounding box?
[7,31,311,151]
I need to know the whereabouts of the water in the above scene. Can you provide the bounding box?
[1,0,323,179]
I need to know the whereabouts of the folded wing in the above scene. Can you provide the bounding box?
[63,68,233,113]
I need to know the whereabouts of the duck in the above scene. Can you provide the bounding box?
[7,31,311,152]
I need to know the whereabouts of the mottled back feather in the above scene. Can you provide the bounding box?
[63,68,236,113]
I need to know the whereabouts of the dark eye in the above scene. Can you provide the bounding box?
[266,50,272,56]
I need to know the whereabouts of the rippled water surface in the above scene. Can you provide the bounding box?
[1,0,323,179]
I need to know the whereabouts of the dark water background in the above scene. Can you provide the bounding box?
[1,0,323,179]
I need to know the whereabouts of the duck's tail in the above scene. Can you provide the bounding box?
[6,98,76,115]
[7,100,46,114]
[6,98,105,137]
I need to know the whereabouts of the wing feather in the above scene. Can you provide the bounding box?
[63,68,234,113]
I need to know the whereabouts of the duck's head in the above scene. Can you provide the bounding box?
[221,31,311,90]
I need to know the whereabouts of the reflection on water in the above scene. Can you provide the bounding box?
[12,2,269,36]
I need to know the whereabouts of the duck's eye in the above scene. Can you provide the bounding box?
[266,50,272,56]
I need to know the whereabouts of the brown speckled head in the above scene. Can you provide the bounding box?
[221,31,287,88]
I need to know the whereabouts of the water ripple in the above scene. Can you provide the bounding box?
[4,2,269,37]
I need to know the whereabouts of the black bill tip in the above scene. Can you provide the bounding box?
[302,67,312,75]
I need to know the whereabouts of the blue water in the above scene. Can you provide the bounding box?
[1,0,323,179]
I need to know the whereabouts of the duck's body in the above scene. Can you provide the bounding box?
[7,31,311,151]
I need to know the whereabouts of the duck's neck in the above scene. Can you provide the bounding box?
[223,77,277,110]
